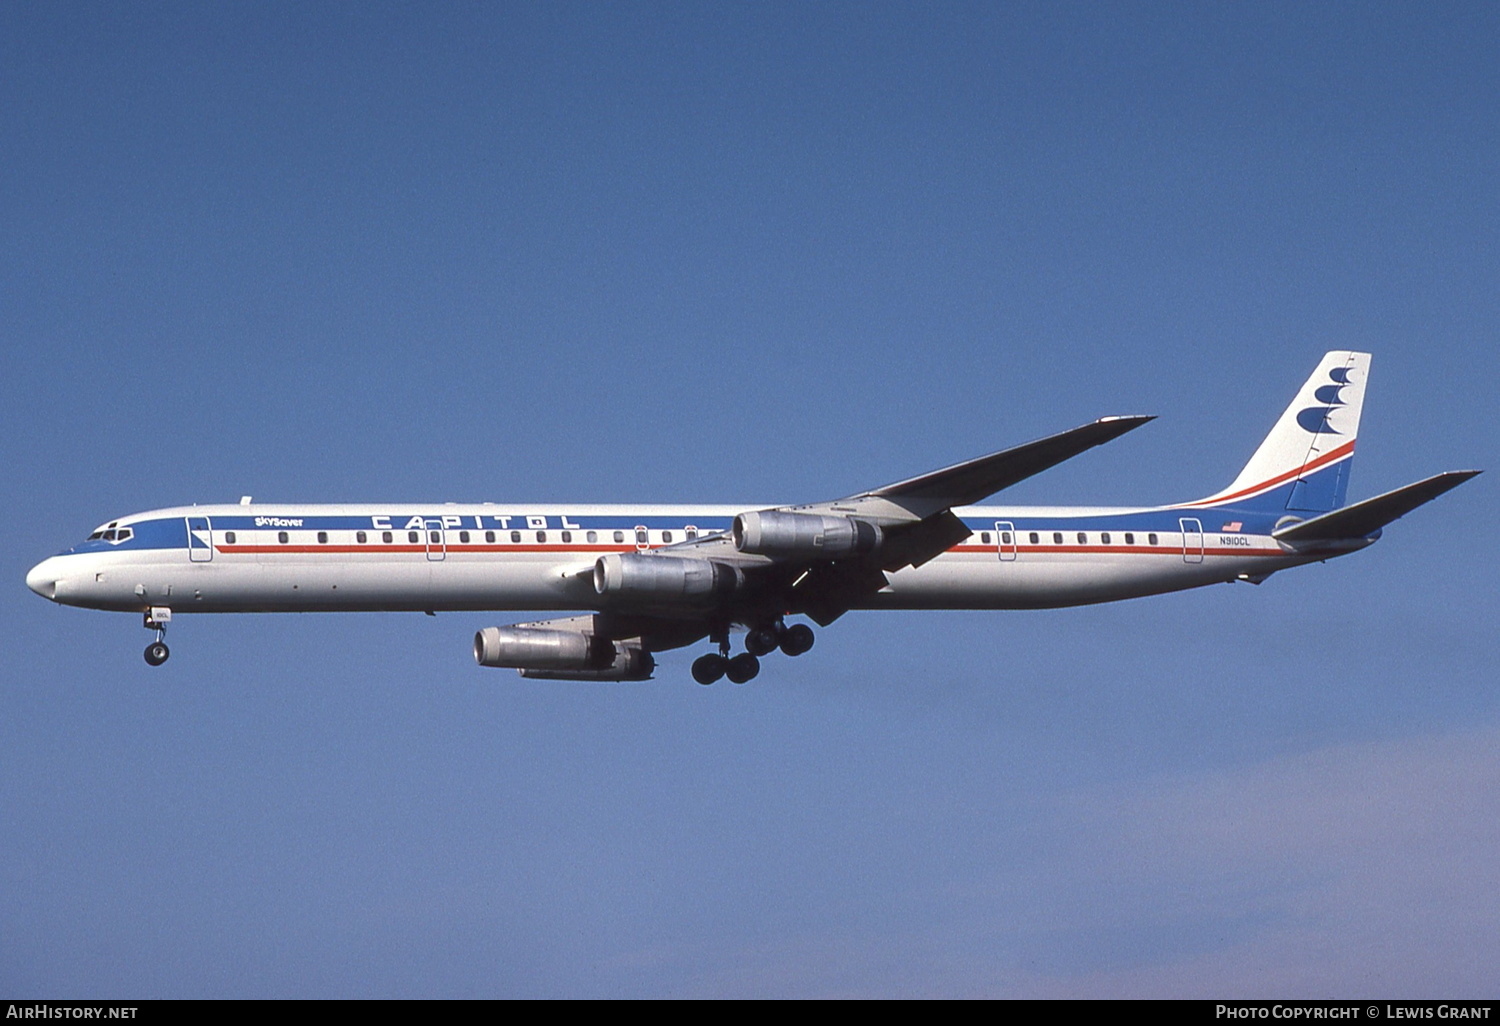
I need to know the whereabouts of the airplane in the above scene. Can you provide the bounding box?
[25,352,1478,684]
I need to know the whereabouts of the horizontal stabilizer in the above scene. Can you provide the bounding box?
[1273,471,1480,543]
[871,416,1154,512]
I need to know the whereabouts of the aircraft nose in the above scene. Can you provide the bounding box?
[26,559,58,600]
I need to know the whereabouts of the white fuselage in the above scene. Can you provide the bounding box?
[26,501,1337,618]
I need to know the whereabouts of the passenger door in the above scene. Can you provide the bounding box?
[994,520,1017,562]
[186,516,213,562]
[1179,517,1204,563]
[425,518,447,561]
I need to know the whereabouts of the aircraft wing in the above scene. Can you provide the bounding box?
[625,415,1154,623]
[759,416,1156,526]
[855,414,1156,520]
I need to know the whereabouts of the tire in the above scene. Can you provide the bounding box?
[725,653,759,684]
[691,654,726,685]
[780,623,814,657]
[144,642,170,666]
[745,627,778,657]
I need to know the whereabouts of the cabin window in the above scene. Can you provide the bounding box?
[279,531,289,544]
[459,531,470,543]
[356,531,366,543]
[1029,532,1039,544]
[511,531,521,543]
[1148,533,1158,545]
[662,531,673,543]
[226,531,237,544]
[586,530,598,544]
[1076,532,1087,545]
[485,531,495,543]
[1053,532,1063,544]
[408,531,419,543]
[317,532,328,544]
[536,531,546,543]
[685,527,697,540]
[1101,532,1111,544]
[429,531,440,544]
[636,528,648,544]
[383,531,393,543]
[561,531,572,543]
[1001,531,1012,544]
[980,532,991,544]
[1124,533,1134,545]
[614,531,625,544]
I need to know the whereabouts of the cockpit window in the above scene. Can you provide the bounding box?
[93,526,132,544]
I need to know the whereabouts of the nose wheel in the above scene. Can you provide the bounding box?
[143,607,171,666]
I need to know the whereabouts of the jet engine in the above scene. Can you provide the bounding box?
[592,553,743,607]
[473,626,654,681]
[732,511,883,559]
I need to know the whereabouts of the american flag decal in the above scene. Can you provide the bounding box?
[1221,521,1242,532]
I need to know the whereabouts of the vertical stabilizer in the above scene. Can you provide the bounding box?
[1192,351,1370,514]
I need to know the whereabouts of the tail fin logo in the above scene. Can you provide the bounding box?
[1296,366,1354,434]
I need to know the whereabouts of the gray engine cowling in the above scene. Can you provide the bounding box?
[474,626,654,681]
[732,510,883,559]
[593,553,743,606]
[474,626,608,670]
[518,646,654,681]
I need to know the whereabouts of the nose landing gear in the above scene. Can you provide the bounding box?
[143,607,171,666]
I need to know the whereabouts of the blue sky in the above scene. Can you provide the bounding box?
[3,1,1496,997]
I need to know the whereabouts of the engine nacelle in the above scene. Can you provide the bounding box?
[474,626,609,671]
[474,626,654,680]
[593,553,743,607]
[732,511,883,559]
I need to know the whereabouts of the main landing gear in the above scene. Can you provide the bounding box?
[690,621,815,685]
[143,607,171,666]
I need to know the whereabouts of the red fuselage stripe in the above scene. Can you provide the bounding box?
[216,543,1281,558]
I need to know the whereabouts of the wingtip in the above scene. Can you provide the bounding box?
[1096,414,1156,427]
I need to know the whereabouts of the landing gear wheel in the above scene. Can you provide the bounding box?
[692,654,727,685]
[144,641,170,666]
[726,652,760,684]
[745,627,779,657]
[779,623,815,657]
